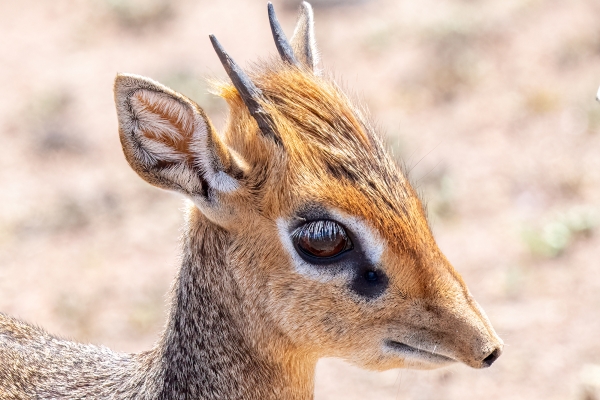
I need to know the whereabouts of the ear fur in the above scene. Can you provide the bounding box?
[114,73,242,199]
[290,2,319,73]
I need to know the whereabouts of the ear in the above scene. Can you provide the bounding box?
[290,2,319,73]
[114,73,243,199]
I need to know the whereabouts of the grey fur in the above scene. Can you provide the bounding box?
[0,219,307,399]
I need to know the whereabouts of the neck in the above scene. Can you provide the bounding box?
[149,207,316,400]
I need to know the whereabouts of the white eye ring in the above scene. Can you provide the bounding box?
[277,209,385,283]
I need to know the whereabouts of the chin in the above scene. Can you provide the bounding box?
[350,342,459,371]
[346,355,454,372]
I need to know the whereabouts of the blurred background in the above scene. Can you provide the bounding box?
[1,0,600,398]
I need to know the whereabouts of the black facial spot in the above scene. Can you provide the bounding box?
[350,266,389,299]
[364,270,378,282]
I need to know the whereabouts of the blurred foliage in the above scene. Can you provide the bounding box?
[418,167,456,220]
[503,264,526,299]
[580,364,600,400]
[522,206,599,258]
[53,292,94,338]
[14,191,121,238]
[282,0,371,9]
[395,19,491,107]
[24,90,87,158]
[524,88,561,115]
[426,24,481,103]
[555,34,600,71]
[0,223,10,247]
[128,286,166,336]
[587,105,600,134]
[362,21,398,54]
[102,0,174,31]
[160,70,227,116]
[383,133,406,164]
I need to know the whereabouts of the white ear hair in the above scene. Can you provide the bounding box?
[114,73,240,199]
[290,2,320,74]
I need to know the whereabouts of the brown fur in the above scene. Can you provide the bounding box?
[213,63,501,370]
[0,3,502,399]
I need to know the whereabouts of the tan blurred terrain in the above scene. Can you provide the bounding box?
[1,0,600,398]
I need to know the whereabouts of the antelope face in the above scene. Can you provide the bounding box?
[216,67,503,370]
[269,198,503,371]
[114,2,502,372]
[243,70,503,371]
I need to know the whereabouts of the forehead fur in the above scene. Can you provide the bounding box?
[215,62,432,254]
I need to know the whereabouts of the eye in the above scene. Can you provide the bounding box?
[292,220,353,259]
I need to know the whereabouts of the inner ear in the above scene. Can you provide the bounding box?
[130,89,197,164]
[114,73,244,199]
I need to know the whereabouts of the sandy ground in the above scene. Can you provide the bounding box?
[1,0,600,398]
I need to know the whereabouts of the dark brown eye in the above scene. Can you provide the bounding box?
[292,220,352,259]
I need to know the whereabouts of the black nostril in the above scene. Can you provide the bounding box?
[482,348,502,367]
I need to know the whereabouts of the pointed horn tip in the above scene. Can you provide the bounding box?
[209,34,224,53]
[268,1,300,67]
[267,2,275,17]
[209,34,236,73]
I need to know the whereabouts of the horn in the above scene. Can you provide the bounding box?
[267,2,300,66]
[209,34,279,143]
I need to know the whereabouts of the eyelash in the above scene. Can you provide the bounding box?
[292,220,348,242]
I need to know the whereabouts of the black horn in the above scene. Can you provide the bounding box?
[209,34,279,142]
[268,2,300,66]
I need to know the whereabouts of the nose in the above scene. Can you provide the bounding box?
[481,346,502,368]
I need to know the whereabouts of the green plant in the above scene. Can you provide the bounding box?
[522,206,599,258]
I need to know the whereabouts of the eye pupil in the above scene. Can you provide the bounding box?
[293,220,352,259]
[298,235,345,257]
[365,270,378,282]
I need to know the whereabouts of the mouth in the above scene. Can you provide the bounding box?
[385,340,456,365]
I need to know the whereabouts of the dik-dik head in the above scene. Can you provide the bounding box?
[114,3,502,371]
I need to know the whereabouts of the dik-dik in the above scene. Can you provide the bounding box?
[0,3,503,399]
